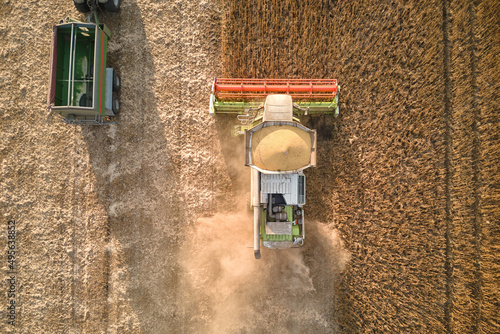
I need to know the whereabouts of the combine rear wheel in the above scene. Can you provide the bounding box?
[100,0,121,12]
[73,0,90,13]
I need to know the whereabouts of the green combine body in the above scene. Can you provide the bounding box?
[260,204,303,243]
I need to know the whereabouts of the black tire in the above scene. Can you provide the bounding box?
[113,72,121,92]
[101,0,121,12]
[112,96,120,114]
[74,0,91,13]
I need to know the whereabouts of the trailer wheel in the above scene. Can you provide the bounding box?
[73,0,91,13]
[113,72,121,92]
[112,96,120,114]
[101,0,121,12]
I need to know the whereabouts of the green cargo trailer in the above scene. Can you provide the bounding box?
[47,18,119,125]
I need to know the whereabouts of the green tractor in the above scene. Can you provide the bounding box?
[47,1,121,125]
[210,78,339,259]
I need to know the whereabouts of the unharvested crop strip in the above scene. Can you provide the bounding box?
[442,0,454,332]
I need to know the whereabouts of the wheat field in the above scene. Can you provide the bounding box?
[222,0,499,332]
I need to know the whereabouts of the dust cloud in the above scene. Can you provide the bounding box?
[178,202,351,333]
[179,117,350,333]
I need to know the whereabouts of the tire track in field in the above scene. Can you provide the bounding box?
[441,0,454,332]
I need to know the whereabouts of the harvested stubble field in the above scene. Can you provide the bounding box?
[0,0,498,333]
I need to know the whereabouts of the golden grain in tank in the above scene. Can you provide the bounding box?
[251,125,311,171]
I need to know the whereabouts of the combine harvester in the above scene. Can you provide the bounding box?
[47,1,121,125]
[209,78,339,259]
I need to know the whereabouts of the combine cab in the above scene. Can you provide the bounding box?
[210,78,339,259]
